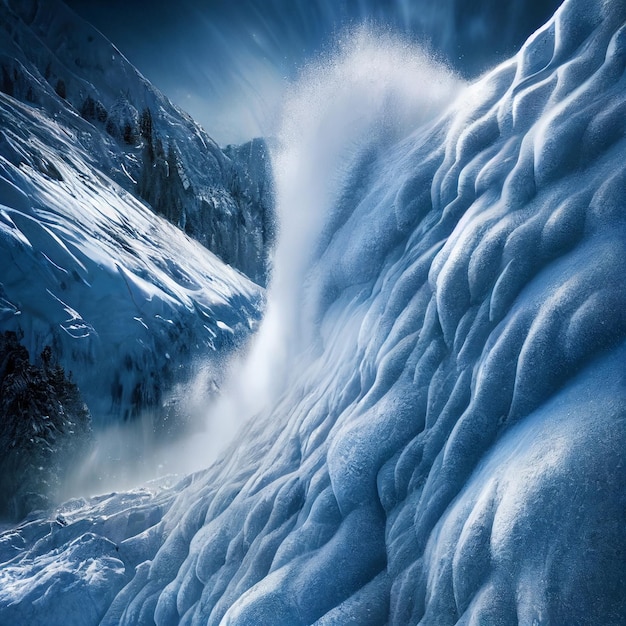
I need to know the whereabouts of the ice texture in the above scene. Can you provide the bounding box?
[1,0,625,624]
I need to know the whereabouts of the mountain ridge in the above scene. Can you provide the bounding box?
[0,0,274,285]
[0,0,269,431]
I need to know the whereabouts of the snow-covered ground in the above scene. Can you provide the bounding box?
[1,0,625,624]
[0,91,262,427]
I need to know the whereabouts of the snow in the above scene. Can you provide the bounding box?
[1,0,625,624]
[0,91,263,424]
[0,0,274,285]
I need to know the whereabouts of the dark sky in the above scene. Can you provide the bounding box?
[64,0,562,145]
[64,0,332,143]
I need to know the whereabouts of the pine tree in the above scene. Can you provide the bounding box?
[0,332,92,520]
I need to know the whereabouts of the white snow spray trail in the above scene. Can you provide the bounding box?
[59,28,463,495]
[253,28,462,400]
[178,28,464,473]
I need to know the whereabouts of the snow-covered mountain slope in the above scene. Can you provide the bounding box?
[0,0,268,428]
[2,0,626,624]
[0,0,274,285]
[0,90,262,425]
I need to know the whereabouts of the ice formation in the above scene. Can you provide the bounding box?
[1,0,625,624]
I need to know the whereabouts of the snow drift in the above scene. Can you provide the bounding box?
[1,0,625,624]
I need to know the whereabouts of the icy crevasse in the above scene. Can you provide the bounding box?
[1,0,626,624]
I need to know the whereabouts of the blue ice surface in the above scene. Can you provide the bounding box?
[1,0,625,623]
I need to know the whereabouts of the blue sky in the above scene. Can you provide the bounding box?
[64,0,561,145]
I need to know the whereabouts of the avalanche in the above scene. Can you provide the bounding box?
[1,0,626,624]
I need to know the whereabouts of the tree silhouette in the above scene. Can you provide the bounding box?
[0,332,92,520]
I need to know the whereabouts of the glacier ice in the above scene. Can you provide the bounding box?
[1,0,626,624]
